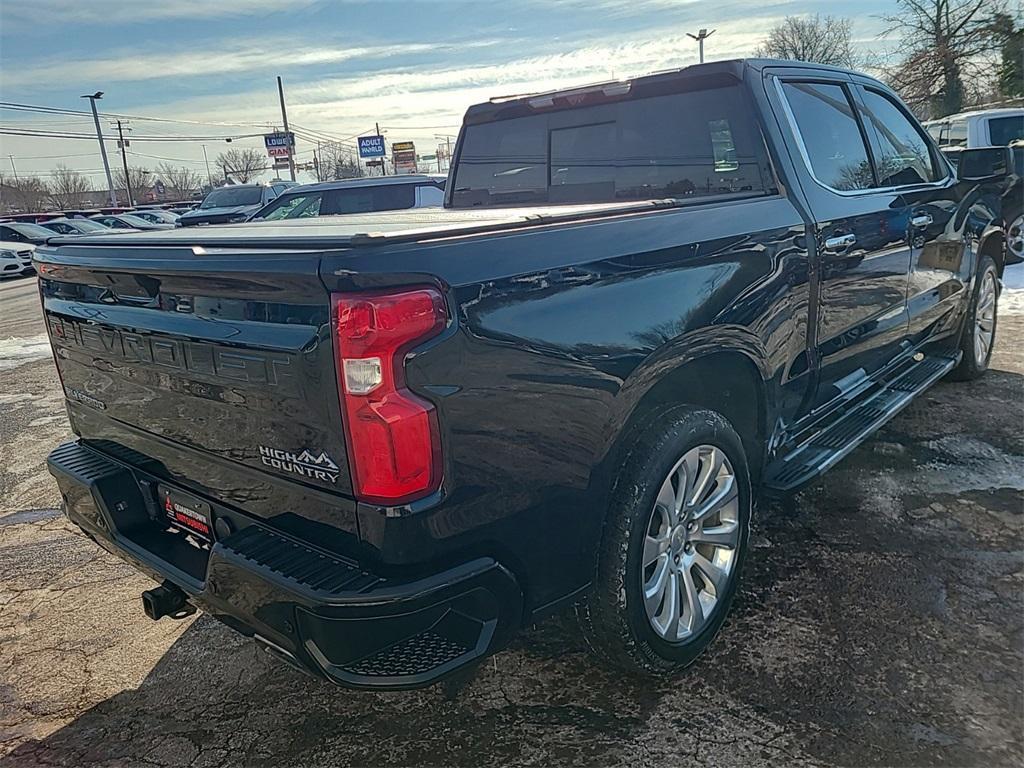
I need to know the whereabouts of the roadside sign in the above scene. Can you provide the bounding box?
[365,159,383,167]
[264,132,295,159]
[358,135,386,158]
[392,141,417,174]
[264,132,294,149]
[272,157,290,169]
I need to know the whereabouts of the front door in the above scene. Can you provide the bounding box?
[771,76,913,411]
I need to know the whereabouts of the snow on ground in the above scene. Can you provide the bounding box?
[0,334,53,371]
[1002,263,1024,316]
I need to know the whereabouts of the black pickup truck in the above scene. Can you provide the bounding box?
[39,59,1010,690]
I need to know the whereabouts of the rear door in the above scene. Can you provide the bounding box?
[769,72,913,410]
[851,82,966,347]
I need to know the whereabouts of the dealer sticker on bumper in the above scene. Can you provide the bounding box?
[160,485,213,542]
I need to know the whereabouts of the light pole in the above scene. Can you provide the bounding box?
[81,91,117,206]
[686,28,716,64]
[115,120,133,206]
[276,76,296,182]
[201,144,214,190]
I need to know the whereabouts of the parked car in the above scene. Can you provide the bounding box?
[249,175,446,221]
[129,209,181,225]
[38,59,1007,691]
[0,221,56,245]
[41,218,118,236]
[0,241,34,277]
[927,108,1023,264]
[177,182,298,227]
[924,107,1024,149]
[89,213,175,231]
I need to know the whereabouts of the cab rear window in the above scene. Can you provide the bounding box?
[451,84,774,208]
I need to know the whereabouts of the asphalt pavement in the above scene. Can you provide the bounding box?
[1,269,1021,767]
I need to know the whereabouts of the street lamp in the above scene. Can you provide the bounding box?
[686,28,716,64]
[81,91,117,206]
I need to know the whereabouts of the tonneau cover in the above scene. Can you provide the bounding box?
[44,199,679,250]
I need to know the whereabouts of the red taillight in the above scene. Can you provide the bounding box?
[332,287,447,505]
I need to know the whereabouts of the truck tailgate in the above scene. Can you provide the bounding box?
[37,242,358,536]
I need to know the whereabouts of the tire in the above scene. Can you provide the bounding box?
[949,253,999,381]
[577,407,751,675]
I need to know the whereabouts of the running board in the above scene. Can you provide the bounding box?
[764,353,958,493]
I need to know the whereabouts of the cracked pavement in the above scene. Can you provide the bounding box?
[1,273,1022,767]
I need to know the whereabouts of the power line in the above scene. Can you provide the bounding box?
[0,101,277,130]
[0,126,267,142]
[126,150,208,165]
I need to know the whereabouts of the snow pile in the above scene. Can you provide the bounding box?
[1002,263,1024,316]
[0,334,53,371]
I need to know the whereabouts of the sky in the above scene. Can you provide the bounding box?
[0,0,899,188]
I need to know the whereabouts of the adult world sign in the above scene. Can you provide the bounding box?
[358,135,386,158]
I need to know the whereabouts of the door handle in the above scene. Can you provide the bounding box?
[911,214,933,228]
[823,233,856,251]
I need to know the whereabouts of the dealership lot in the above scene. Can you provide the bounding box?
[0,271,1022,767]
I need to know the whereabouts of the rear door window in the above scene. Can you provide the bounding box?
[857,88,943,186]
[988,115,1024,145]
[452,83,773,207]
[779,81,874,191]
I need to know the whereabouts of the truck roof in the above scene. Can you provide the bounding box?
[286,174,448,194]
[466,58,865,124]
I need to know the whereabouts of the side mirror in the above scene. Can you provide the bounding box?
[957,146,1011,182]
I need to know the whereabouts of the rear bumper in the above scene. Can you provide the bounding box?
[47,441,523,690]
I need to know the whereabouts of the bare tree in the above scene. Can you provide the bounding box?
[2,177,51,212]
[112,165,152,205]
[882,0,1007,118]
[756,15,857,67]
[155,163,203,199]
[216,148,266,183]
[318,142,364,180]
[48,164,92,209]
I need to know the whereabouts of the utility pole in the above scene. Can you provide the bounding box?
[315,140,322,182]
[7,155,18,183]
[201,144,214,190]
[82,91,117,206]
[276,76,296,182]
[376,122,387,176]
[115,120,133,206]
[686,28,715,64]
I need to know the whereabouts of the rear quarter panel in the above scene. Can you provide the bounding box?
[321,196,811,611]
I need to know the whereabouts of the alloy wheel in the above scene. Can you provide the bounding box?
[1008,214,1023,262]
[641,445,740,642]
[974,269,997,367]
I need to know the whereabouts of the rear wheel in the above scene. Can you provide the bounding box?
[578,407,750,675]
[1006,209,1023,265]
[950,254,998,381]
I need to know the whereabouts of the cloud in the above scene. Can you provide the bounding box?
[0,39,459,88]
[118,20,773,147]
[1,0,321,25]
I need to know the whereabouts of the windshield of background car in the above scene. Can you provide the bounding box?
[200,187,263,208]
[451,83,774,207]
[13,222,55,238]
[989,116,1024,146]
[70,218,109,231]
[119,214,155,227]
[254,184,418,219]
